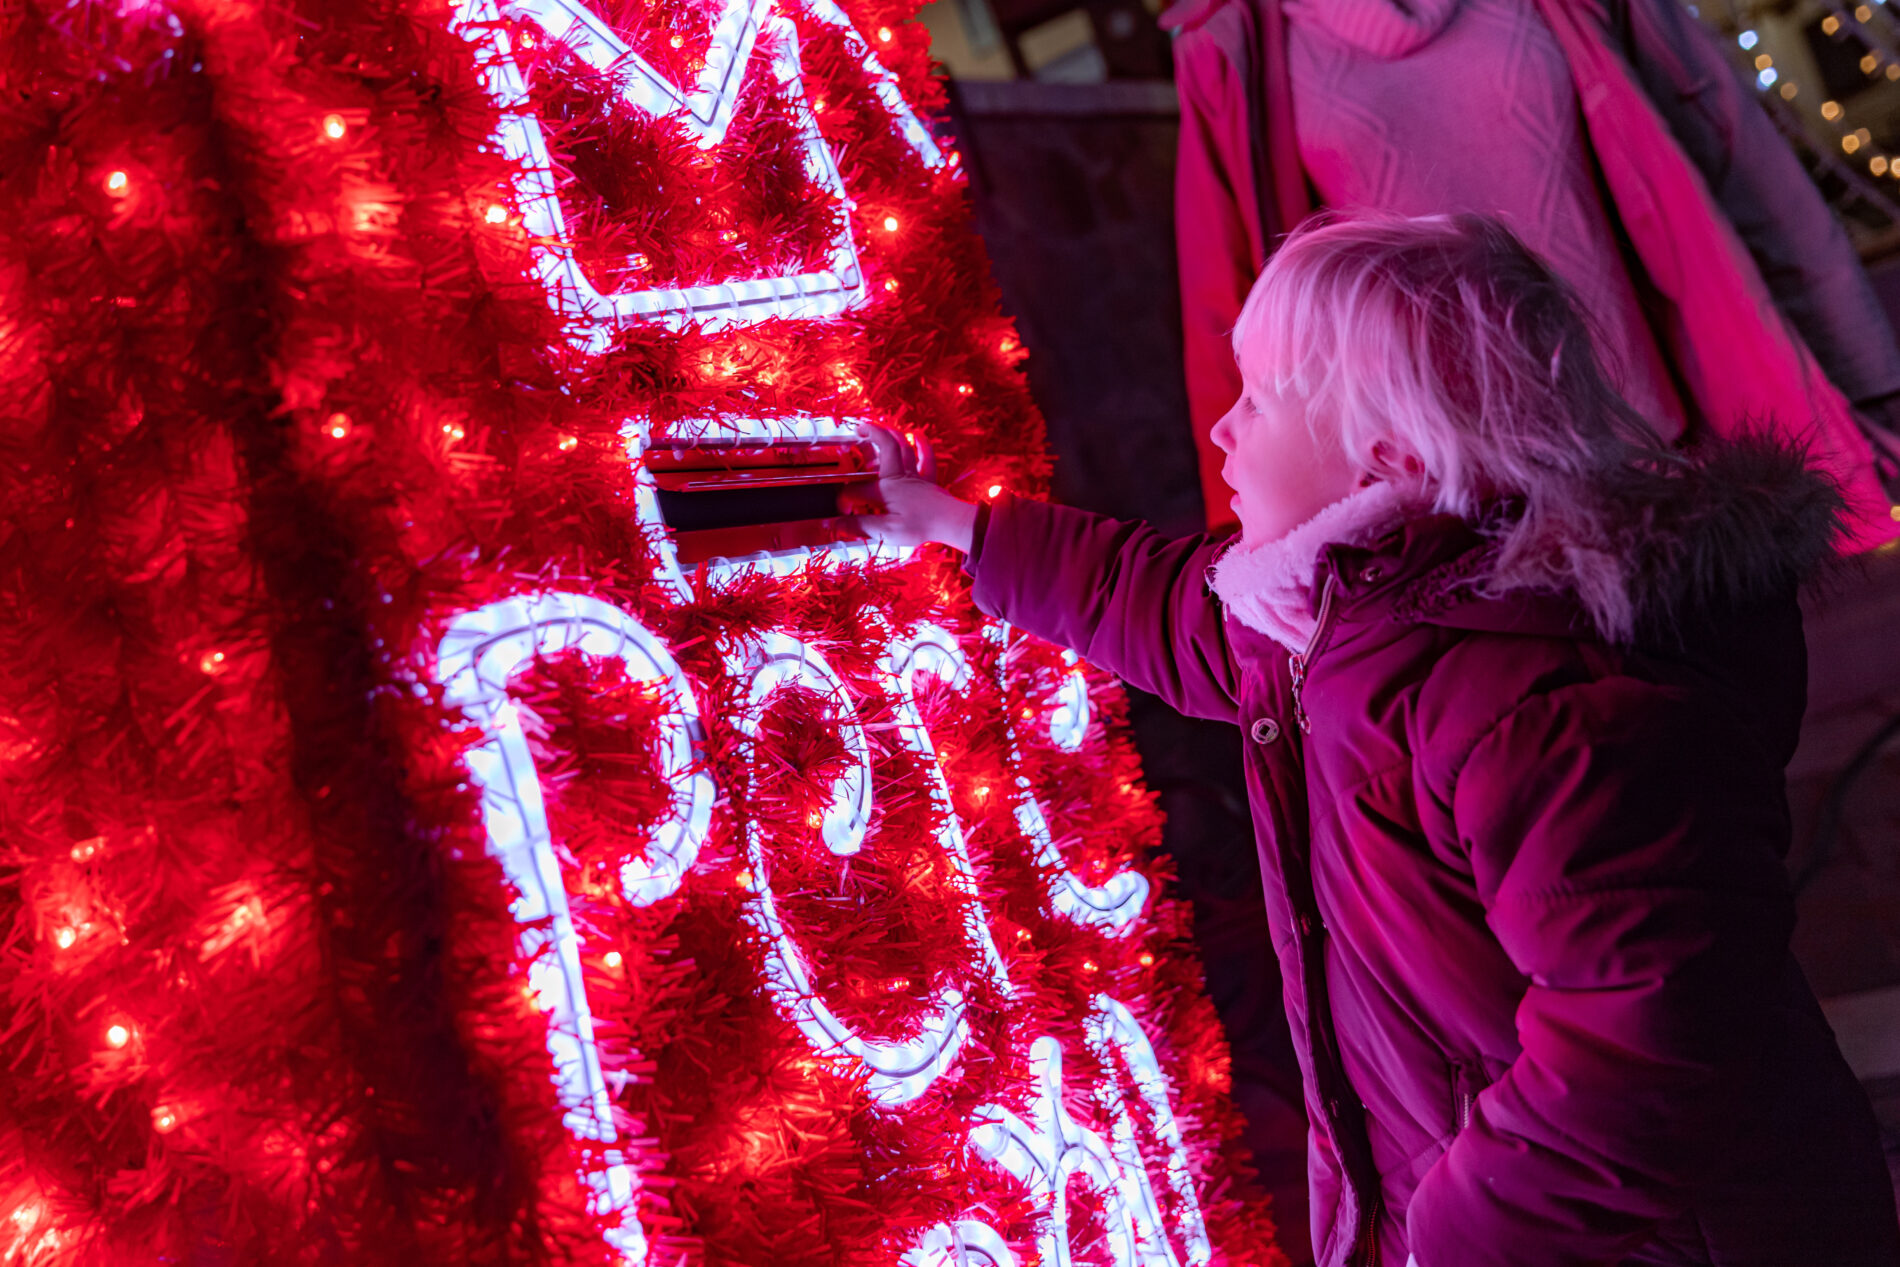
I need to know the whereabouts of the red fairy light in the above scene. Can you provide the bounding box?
[2,0,1281,1258]
[988,483,1005,499]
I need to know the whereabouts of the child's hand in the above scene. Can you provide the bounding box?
[844,423,979,554]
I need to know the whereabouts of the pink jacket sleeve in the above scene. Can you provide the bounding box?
[968,494,1244,724]
[1406,672,1798,1265]
[1623,0,1900,405]
[1172,7,1270,530]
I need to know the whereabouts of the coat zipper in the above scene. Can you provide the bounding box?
[1289,572,1338,735]
[1349,1192,1382,1267]
[1457,1088,1474,1133]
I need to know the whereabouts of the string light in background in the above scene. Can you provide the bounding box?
[1723,7,1900,233]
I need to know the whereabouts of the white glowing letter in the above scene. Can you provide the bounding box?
[987,626,1149,933]
[882,623,1017,993]
[969,1037,1147,1267]
[903,1220,1019,1267]
[731,631,974,1105]
[451,0,941,344]
[1087,998,1211,1267]
[436,592,717,1264]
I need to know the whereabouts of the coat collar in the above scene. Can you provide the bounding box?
[1319,513,1592,641]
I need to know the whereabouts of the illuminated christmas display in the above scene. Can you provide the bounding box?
[0,0,1282,1262]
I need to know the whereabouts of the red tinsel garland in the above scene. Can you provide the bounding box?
[0,0,1286,1262]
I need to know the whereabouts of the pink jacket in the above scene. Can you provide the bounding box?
[968,440,1900,1267]
[1166,0,1900,550]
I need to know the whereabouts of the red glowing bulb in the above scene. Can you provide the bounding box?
[104,170,129,194]
[881,215,899,232]
[483,203,509,225]
[151,1106,178,1133]
[324,412,353,440]
[105,1023,131,1048]
[602,950,623,969]
[877,25,892,41]
[321,114,347,141]
[987,483,1004,499]
[199,650,228,676]
[556,434,578,452]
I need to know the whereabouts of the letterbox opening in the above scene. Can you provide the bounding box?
[647,437,878,564]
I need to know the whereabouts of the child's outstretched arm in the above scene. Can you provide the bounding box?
[848,424,1247,725]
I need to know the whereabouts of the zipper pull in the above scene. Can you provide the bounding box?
[1289,652,1311,735]
[1290,572,1336,737]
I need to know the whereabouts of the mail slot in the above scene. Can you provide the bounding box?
[647,438,878,564]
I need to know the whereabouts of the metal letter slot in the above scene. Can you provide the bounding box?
[647,436,877,564]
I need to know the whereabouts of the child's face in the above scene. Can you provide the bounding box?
[1211,384,1361,545]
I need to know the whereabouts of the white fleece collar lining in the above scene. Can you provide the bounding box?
[1209,481,1414,653]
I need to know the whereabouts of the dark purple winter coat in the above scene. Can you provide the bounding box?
[968,444,1899,1267]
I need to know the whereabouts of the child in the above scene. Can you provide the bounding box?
[852,213,1900,1267]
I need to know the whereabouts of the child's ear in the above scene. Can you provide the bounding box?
[1368,438,1424,480]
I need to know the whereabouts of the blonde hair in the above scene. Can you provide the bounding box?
[1233,210,1689,642]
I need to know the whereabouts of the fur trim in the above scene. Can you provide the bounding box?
[1611,434,1847,636]
[1210,481,1413,651]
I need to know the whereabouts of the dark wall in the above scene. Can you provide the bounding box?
[950,81,1205,536]
[947,79,1316,1263]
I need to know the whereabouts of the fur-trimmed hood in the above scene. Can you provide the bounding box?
[1214,436,1848,651]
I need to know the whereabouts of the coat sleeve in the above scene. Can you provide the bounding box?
[1173,17,1265,528]
[1405,674,1796,1266]
[967,493,1244,724]
[1625,0,1900,405]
